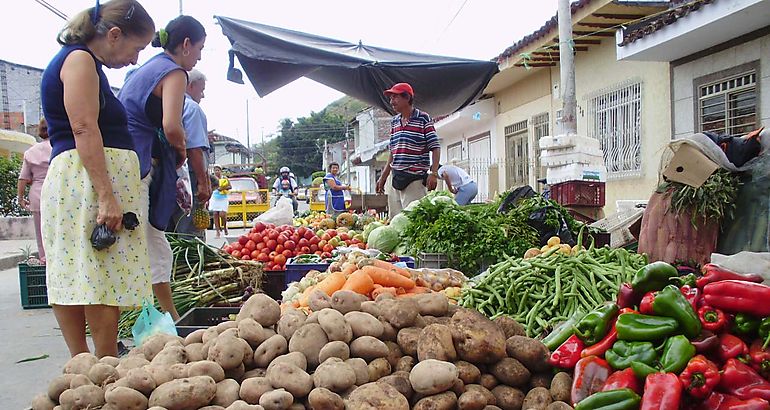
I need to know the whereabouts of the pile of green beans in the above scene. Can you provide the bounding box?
[460,246,647,337]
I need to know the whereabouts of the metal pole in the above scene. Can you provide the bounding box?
[558,0,577,135]
[179,0,183,15]
[246,99,251,162]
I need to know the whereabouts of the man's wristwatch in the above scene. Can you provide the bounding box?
[430,171,439,177]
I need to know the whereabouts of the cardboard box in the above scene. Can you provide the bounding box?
[663,144,719,188]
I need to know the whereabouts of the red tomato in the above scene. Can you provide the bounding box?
[327,230,337,238]
[256,242,266,251]
[242,255,251,260]
[245,240,257,251]
[277,234,288,245]
[269,251,278,258]
[253,233,264,243]
[282,250,293,259]
[300,246,311,254]
[274,254,287,266]
[298,238,309,248]
[314,251,322,256]
[339,233,350,241]
[266,240,278,251]
[254,221,266,232]
[238,236,249,245]
[318,240,327,248]
[322,244,334,253]
[284,240,296,250]
[231,242,243,251]
[310,236,321,245]
[275,244,285,254]
[290,234,300,243]
[265,223,275,230]
[321,252,332,259]
[250,250,260,259]
[297,227,307,237]
[303,230,315,240]
[232,250,242,258]
[267,230,279,240]
[223,245,232,253]
[257,253,270,263]
[310,244,319,253]
[321,233,331,241]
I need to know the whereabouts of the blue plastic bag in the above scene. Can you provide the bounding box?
[131,301,177,347]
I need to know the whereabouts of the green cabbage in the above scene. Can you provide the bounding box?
[389,213,410,232]
[363,221,384,242]
[367,226,400,253]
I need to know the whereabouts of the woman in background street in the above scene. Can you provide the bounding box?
[209,165,230,238]
[323,162,350,216]
[40,0,155,357]
[119,14,206,321]
[18,118,52,263]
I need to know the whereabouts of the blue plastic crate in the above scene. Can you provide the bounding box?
[398,256,416,268]
[285,259,330,286]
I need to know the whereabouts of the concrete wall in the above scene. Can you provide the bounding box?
[0,217,34,240]
[672,32,770,139]
[493,39,671,214]
[0,61,43,132]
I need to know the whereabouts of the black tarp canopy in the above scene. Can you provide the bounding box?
[215,16,499,116]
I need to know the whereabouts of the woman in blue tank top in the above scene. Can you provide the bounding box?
[118,15,206,321]
[39,0,155,358]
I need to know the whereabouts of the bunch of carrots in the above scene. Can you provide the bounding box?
[293,259,431,309]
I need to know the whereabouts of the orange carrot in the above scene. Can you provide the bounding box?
[315,271,347,296]
[342,270,375,295]
[371,286,398,300]
[362,265,416,289]
[405,286,431,294]
[359,259,412,278]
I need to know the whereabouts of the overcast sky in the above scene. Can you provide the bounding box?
[3,0,557,146]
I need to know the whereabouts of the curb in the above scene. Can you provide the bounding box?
[0,252,26,271]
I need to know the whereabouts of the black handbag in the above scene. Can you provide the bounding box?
[391,170,427,191]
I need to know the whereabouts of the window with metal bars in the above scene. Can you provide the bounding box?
[586,81,642,179]
[532,113,549,182]
[699,72,756,135]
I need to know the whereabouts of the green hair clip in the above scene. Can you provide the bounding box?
[158,28,169,47]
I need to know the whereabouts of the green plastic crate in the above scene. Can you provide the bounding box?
[19,263,49,309]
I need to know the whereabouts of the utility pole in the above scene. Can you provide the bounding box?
[179,0,183,15]
[345,124,352,185]
[558,0,577,135]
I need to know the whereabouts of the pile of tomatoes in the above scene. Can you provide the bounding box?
[221,221,367,271]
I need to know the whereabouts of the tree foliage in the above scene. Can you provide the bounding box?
[0,155,27,217]
[276,110,347,178]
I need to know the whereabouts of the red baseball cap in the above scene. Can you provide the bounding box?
[383,82,414,97]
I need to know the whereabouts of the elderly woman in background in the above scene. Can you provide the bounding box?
[18,118,52,262]
[40,0,155,357]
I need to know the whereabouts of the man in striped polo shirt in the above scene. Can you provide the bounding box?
[376,83,441,217]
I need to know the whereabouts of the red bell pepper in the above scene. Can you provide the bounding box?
[692,330,720,353]
[697,264,763,289]
[718,333,749,363]
[681,285,702,311]
[679,355,720,399]
[749,340,770,379]
[602,368,641,394]
[719,358,770,401]
[698,392,770,410]
[571,355,612,405]
[548,334,584,369]
[617,282,639,309]
[703,281,770,317]
[582,308,637,358]
[641,372,682,410]
[639,291,655,315]
[699,305,728,332]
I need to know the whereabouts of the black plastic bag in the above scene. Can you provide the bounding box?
[528,205,575,247]
[122,212,139,230]
[91,224,116,250]
[498,185,537,213]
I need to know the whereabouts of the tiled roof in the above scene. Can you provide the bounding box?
[618,0,714,46]
[496,0,593,63]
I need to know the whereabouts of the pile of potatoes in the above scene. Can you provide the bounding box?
[31,290,574,410]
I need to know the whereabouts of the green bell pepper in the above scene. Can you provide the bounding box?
[573,388,641,410]
[574,302,619,346]
[630,336,695,378]
[759,317,770,348]
[542,310,585,351]
[631,261,679,294]
[652,285,702,339]
[615,313,679,341]
[605,340,658,370]
[733,313,760,336]
[659,335,696,374]
[670,272,697,287]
